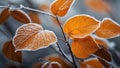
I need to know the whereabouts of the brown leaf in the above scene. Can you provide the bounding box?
[32,62,43,68]
[98,58,110,68]
[28,12,41,24]
[71,36,99,58]
[94,46,112,62]
[0,8,10,24]
[63,15,100,38]
[2,40,22,63]
[50,0,74,16]
[10,10,31,24]
[42,62,61,68]
[44,55,71,68]
[13,23,57,51]
[96,18,120,38]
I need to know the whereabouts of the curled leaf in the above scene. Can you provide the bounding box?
[13,23,57,51]
[0,8,10,24]
[96,18,120,38]
[71,36,99,58]
[28,12,41,24]
[80,58,104,68]
[2,40,22,63]
[94,46,112,62]
[84,0,111,13]
[44,55,71,68]
[50,0,74,16]
[98,58,110,68]
[63,15,100,38]
[11,10,31,24]
[95,38,109,48]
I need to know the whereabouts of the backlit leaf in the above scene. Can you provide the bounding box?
[50,0,74,16]
[81,58,104,68]
[98,58,110,68]
[44,55,71,68]
[94,46,112,62]
[63,15,100,38]
[13,23,57,51]
[71,36,99,58]
[28,12,41,24]
[2,40,22,63]
[0,8,10,24]
[84,0,111,13]
[96,18,120,38]
[11,10,31,24]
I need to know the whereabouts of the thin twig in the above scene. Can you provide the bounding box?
[0,28,12,39]
[55,16,78,68]
[0,5,9,8]
[20,4,55,18]
[56,42,73,64]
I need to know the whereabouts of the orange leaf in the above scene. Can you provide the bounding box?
[50,0,74,16]
[81,58,104,68]
[0,8,10,24]
[28,12,41,24]
[44,55,71,68]
[63,15,100,38]
[94,46,112,62]
[84,0,111,13]
[13,23,57,51]
[96,18,120,38]
[11,10,31,24]
[39,4,49,11]
[95,38,109,48]
[98,58,110,68]
[71,36,99,58]
[2,40,22,63]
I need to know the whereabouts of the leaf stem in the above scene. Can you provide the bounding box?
[55,16,78,68]
[20,4,55,18]
[0,28,12,39]
[56,42,73,64]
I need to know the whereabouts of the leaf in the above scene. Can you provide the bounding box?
[10,10,31,24]
[95,38,109,48]
[84,0,111,13]
[94,46,112,62]
[71,36,99,58]
[50,0,74,16]
[44,55,71,68]
[98,58,110,68]
[81,58,104,68]
[2,40,22,63]
[32,62,43,68]
[63,15,100,38]
[13,23,57,51]
[0,8,10,24]
[96,18,120,38]
[39,4,49,11]
[42,62,61,68]
[28,12,41,24]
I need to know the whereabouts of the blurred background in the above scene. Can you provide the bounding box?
[0,0,120,68]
